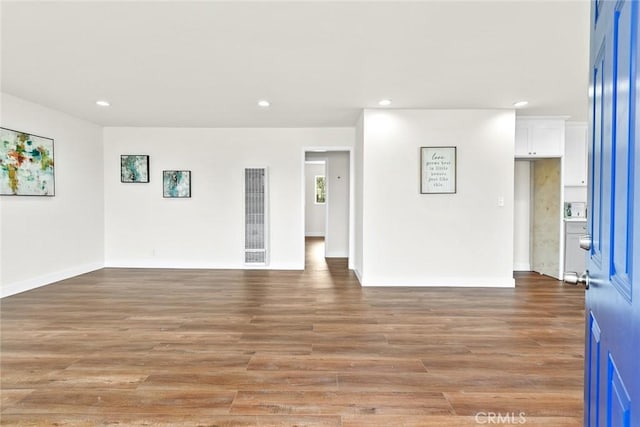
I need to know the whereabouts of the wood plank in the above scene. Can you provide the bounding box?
[0,414,261,426]
[230,391,453,415]
[342,415,582,427]
[3,389,236,415]
[444,391,584,417]
[247,355,426,373]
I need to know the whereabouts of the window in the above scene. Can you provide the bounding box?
[315,175,326,204]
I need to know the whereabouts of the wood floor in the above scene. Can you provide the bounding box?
[1,238,585,426]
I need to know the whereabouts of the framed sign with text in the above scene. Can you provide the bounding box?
[420,146,456,194]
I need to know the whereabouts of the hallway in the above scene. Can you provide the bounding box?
[305,236,349,273]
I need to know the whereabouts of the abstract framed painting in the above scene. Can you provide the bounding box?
[163,170,191,198]
[0,127,55,196]
[121,155,149,183]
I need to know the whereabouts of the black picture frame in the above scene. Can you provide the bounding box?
[163,170,191,198]
[121,155,150,183]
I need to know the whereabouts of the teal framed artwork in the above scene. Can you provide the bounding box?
[121,155,149,183]
[163,170,191,198]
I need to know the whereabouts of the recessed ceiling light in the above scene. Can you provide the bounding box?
[378,99,392,106]
[96,100,110,107]
[513,101,528,108]
[258,100,270,108]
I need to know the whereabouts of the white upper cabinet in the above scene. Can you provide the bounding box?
[515,118,565,158]
[563,122,588,186]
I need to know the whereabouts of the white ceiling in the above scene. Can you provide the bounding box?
[1,1,591,128]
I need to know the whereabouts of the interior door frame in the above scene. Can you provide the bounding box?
[301,146,354,269]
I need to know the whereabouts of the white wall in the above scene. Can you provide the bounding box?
[1,93,104,297]
[359,109,515,287]
[305,161,326,236]
[103,127,354,270]
[1,100,517,292]
[514,160,531,271]
[353,113,364,280]
[324,151,349,257]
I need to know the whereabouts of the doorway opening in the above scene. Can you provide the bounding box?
[514,158,563,279]
[303,150,351,270]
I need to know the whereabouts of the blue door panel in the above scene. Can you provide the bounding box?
[610,0,634,301]
[607,355,631,427]
[587,313,601,427]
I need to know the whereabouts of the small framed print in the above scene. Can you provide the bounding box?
[121,155,149,183]
[420,146,456,194]
[163,170,191,198]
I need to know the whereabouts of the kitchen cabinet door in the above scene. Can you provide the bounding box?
[563,123,588,186]
[564,221,587,273]
[530,123,563,156]
[514,123,531,157]
[515,118,564,158]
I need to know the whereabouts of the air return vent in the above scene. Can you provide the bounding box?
[244,168,268,265]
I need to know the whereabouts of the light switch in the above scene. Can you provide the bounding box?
[497,196,505,207]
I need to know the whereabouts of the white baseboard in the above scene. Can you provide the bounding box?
[305,232,325,237]
[353,268,363,285]
[104,259,304,270]
[513,262,531,271]
[360,276,516,288]
[1,262,104,298]
[325,251,348,258]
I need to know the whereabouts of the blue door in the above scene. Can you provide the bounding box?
[585,0,639,425]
